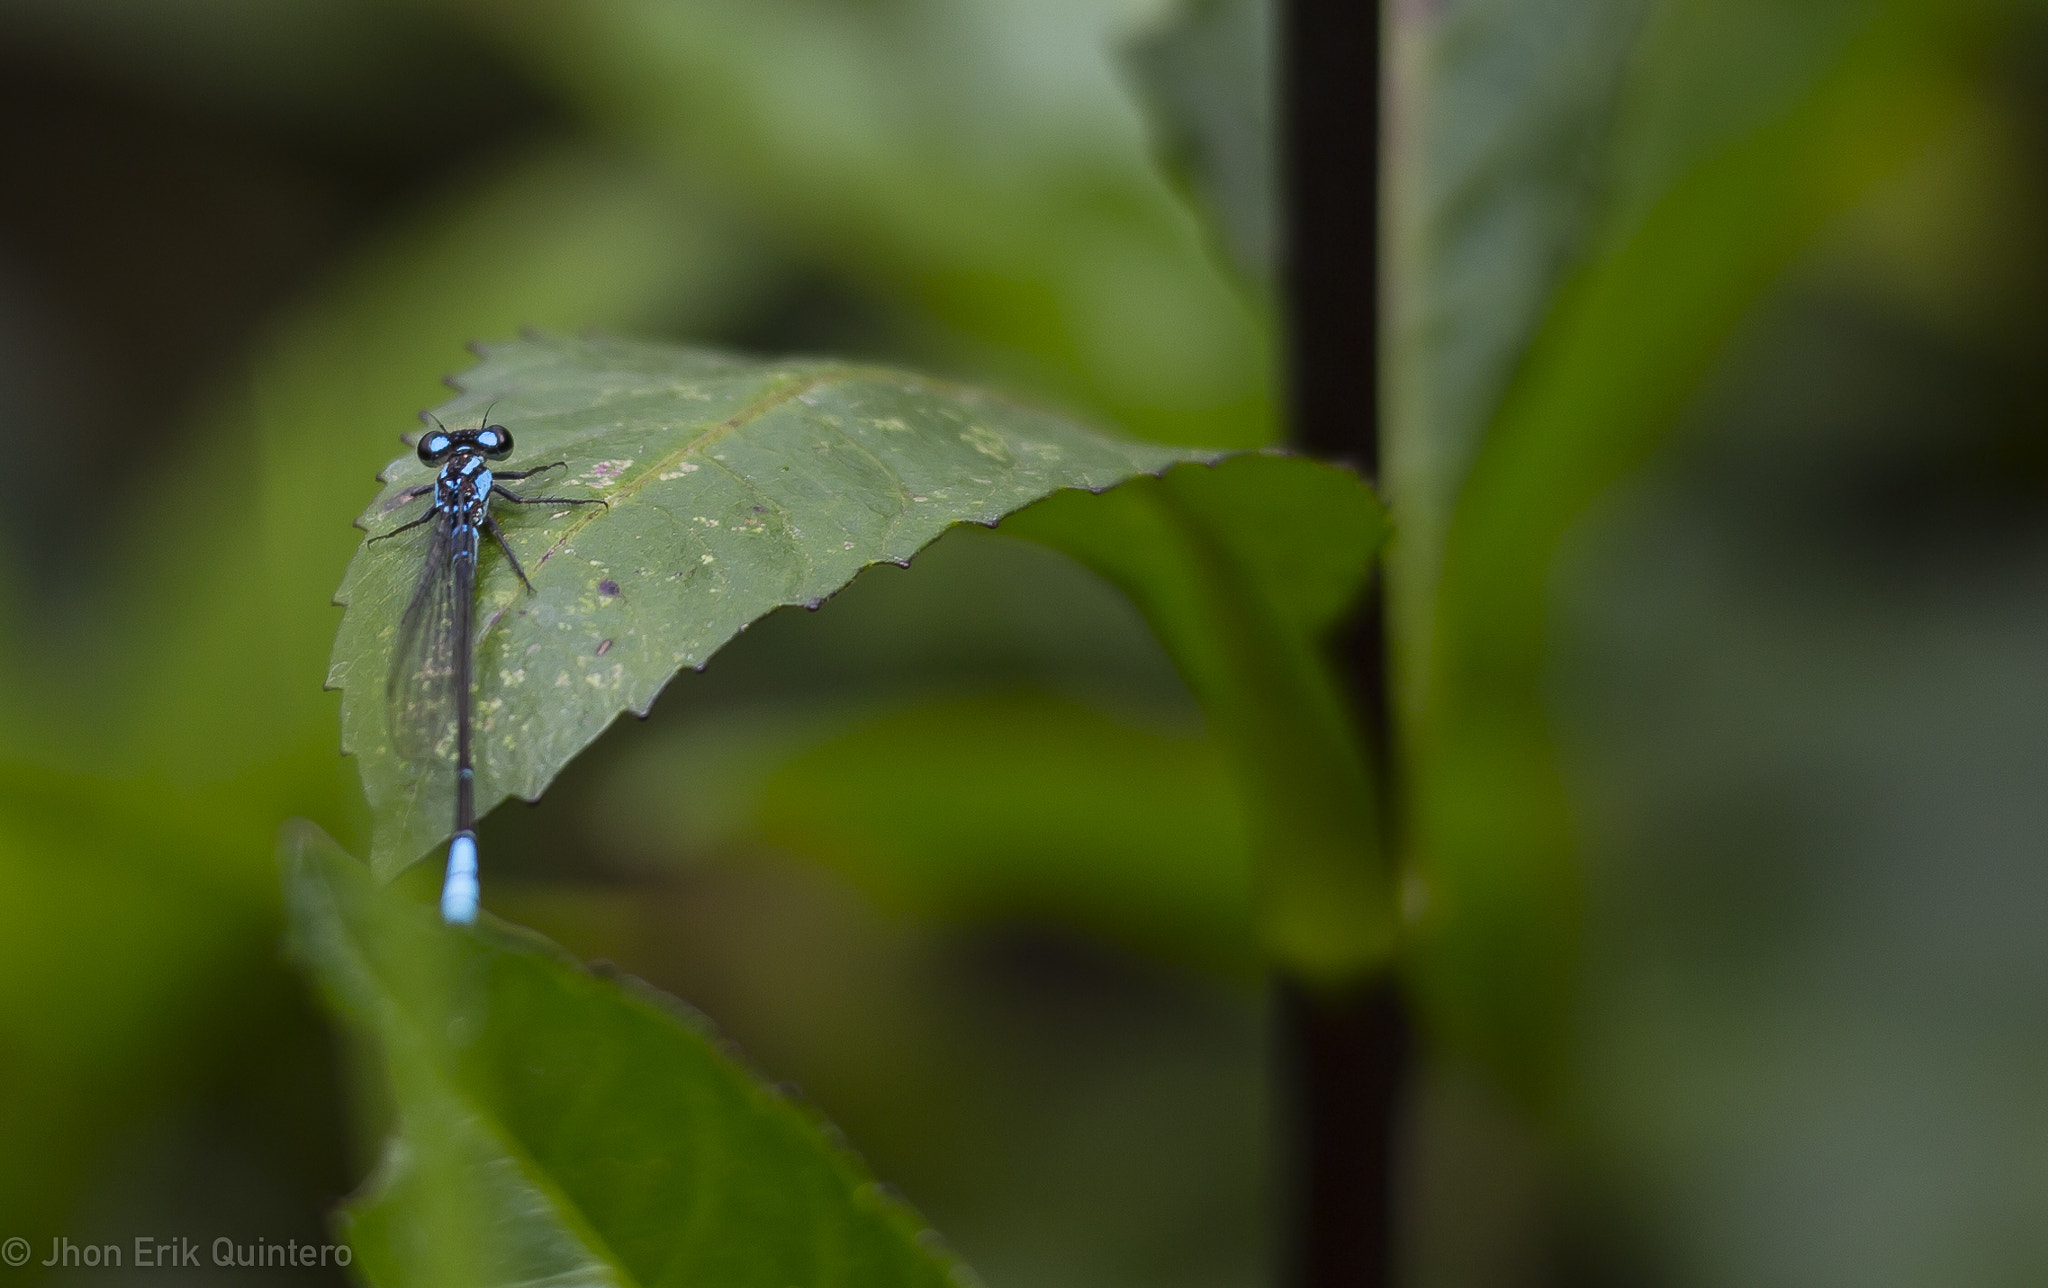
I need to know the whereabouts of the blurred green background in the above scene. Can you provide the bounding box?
[1,0,2046,1285]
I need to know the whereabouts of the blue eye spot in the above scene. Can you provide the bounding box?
[417,432,457,466]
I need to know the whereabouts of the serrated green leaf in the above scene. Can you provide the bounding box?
[280,820,967,1288]
[332,332,1220,877]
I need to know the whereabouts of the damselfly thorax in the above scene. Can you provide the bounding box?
[438,455,495,533]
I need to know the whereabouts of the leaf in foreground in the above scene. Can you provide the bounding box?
[330,331,1220,876]
[281,820,964,1288]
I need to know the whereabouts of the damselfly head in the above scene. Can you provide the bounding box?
[416,424,515,466]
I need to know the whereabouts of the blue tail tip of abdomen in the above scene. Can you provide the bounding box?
[442,833,480,925]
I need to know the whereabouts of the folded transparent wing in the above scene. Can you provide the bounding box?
[385,517,462,765]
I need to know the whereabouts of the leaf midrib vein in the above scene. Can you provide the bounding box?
[531,362,1028,566]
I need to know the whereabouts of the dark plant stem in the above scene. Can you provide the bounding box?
[1283,0,1379,476]
[1279,3,1410,1288]
[1278,976,1410,1288]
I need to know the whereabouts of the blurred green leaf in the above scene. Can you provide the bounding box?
[0,767,278,1235]
[281,820,963,1288]
[333,332,1221,876]
[1004,455,1390,980]
[1394,0,1990,1074]
[1125,0,1276,282]
[754,696,1256,970]
[434,0,1275,449]
[1385,0,1650,675]
[608,692,1258,975]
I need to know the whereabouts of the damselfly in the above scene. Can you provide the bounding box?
[370,415,603,924]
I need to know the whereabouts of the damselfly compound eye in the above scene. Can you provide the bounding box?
[478,426,515,459]
[417,432,456,466]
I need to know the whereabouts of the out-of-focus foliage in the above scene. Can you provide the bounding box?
[605,690,1260,974]
[284,822,963,1288]
[1127,0,1276,281]
[1394,0,1996,1072]
[1392,0,2048,1283]
[1006,457,1388,978]
[436,0,1278,451]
